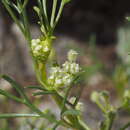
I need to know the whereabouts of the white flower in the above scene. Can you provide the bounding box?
[63,74,73,85]
[51,67,61,75]
[62,61,70,72]
[55,77,63,87]
[70,63,80,74]
[69,97,76,104]
[43,46,49,52]
[69,97,84,111]
[31,38,52,62]
[32,42,37,47]
[31,39,40,47]
[48,75,55,80]
[34,45,42,51]
[55,79,62,85]
[63,61,80,74]
[48,75,55,86]
[76,102,84,111]
[36,39,40,43]
[68,49,78,62]
[47,50,81,90]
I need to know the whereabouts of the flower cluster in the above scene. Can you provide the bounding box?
[47,50,81,89]
[31,38,52,63]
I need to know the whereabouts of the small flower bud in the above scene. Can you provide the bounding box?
[51,67,61,75]
[63,62,81,74]
[62,61,70,72]
[124,90,130,98]
[54,77,64,88]
[31,38,52,63]
[68,50,78,62]
[63,74,73,85]
[70,63,80,74]
[69,97,84,111]
[47,49,81,90]
[76,102,84,112]
[91,91,99,103]
[48,75,55,86]
[69,97,76,104]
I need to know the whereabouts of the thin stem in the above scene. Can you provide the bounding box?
[96,101,106,114]
[23,0,29,9]
[61,86,72,114]
[55,91,74,108]
[104,112,116,130]
[0,89,24,104]
[0,113,42,119]
[53,0,65,30]
[18,0,31,42]
[74,85,84,108]
[50,0,58,28]
[78,119,91,130]
[42,0,49,24]
[52,93,90,130]
[2,1,25,35]
[22,8,31,43]
[37,0,47,36]
[23,96,58,123]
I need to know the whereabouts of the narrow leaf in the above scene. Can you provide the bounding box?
[0,113,41,119]
[33,6,40,16]
[62,109,81,116]
[0,89,24,103]
[26,86,46,91]
[33,91,56,96]
[1,75,25,97]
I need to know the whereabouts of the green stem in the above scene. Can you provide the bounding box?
[2,0,25,35]
[79,119,91,130]
[52,94,90,130]
[74,85,84,108]
[22,7,31,43]
[42,0,49,23]
[0,113,43,119]
[23,96,58,123]
[104,111,116,130]
[50,0,58,28]
[96,101,106,114]
[23,0,29,9]
[61,86,72,114]
[37,0,47,36]
[53,0,65,30]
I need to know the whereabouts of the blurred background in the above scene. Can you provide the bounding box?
[0,0,130,129]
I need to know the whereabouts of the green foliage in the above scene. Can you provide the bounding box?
[1,0,130,130]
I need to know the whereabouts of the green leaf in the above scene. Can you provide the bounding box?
[12,3,22,14]
[62,109,81,116]
[0,113,41,119]
[22,0,29,9]
[63,0,71,4]
[14,5,21,13]
[3,0,10,5]
[1,75,25,97]
[33,6,40,16]
[33,91,56,96]
[0,89,24,103]
[26,86,46,91]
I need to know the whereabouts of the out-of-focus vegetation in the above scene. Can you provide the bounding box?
[1,0,130,130]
